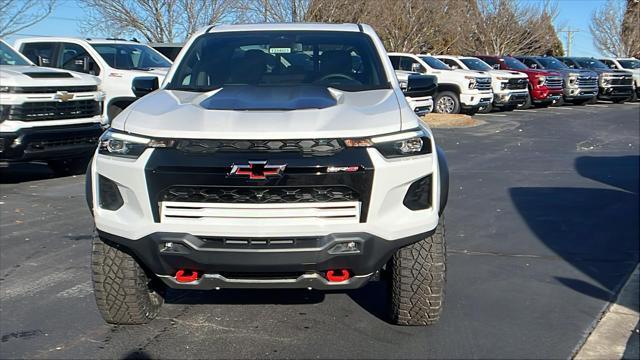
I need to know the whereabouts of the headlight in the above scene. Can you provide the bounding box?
[537,75,546,86]
[465,76,477,89]
[0,86,11,93]
[568,74,578,86]
[496,76,509,80]
[500,82,507,90]
[98,129,174,158]
[344,129,432,158]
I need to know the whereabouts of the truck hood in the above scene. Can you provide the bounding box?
[490,69,527,78]
[518,68,561,77]
[0,65,100,87]
[118,87,404,139]
[446,69,491,78]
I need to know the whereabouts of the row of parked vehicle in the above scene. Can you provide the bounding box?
[392,53,639,116]
[1,35,639,175]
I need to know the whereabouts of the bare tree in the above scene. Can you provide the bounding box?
[0,0,57,37]
[622,0,640,57]
[236,0,310,23]
[81,0,237,43]
[463,0,561,55]
[590,0,639,57]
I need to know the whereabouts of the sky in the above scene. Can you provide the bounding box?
[5,0,611,57]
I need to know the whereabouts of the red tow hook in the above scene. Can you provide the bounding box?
[325,269,351,282]
[175,269,199,283]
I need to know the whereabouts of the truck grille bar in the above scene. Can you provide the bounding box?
[6,100,100,121]
[546,76,563,90]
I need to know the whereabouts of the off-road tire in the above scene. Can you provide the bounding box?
[390,217,446,326]
[478,103,493,114]
[92,234,164,325]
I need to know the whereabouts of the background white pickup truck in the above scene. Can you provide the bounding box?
[0,39,104,175]
[436,55,529,112]
[389,53,493,115]
[14,38,172,125]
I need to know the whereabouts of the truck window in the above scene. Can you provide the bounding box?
[91,43,171,70]
[388,55,400,69]
[59,43,100,75]
[399,57,423,72]
[0,41,31,66]
[168,31,389,92]
[522,58,538,69]
[20,42,56,67]
[439,58,459,69]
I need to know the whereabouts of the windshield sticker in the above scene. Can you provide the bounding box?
[269,47,291,54]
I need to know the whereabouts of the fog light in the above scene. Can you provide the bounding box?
[98,175,124,210]
[403,175,432,210]
[328,241,361,254]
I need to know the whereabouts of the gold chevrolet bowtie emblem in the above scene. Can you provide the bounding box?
[54,91,74,102]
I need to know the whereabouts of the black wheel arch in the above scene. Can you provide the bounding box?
[85,157,94,215]
[437,146,449,215]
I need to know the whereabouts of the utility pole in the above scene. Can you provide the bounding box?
[558,27,580,56]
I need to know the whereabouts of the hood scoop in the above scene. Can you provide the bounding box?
[200,85,338,111]
[23,71,73,78]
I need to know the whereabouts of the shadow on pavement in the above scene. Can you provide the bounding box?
[164,288,325,305]
[510,155,639,303]
[121,349,153,359]
[0,163,54,184]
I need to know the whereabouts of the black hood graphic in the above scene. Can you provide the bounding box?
[200,85,338,111]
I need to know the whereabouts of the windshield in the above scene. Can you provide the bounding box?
[504,57,529,70]
[575,58,608,69]
[537,57,569,70]
[420,56,450,70]
[91,43,171,70]
[0,41,31,66]
[167,31,389,92]
[618,59,640,69]
[460,58,492,71]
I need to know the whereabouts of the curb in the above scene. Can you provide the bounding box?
[574,264,640,359]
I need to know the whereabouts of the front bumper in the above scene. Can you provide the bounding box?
[98,229,431,290]
[493,91,528,107]
[460,91,493,109]
[406,96,433,115]
[564,86,598,100]
[0,123,103,163]
[598,86,634,100]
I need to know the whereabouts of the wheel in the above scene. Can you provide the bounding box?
[501,105,517,112]
[612,98,626,104]
[92,234,164,325]
[517,93,532,109]
[434,92,460,114]
[551,97,565,107]
[48,157,90,177]
[478,103,493,114]
[631,89,638,102]
[389,216,446,326]
[588,96,598,105]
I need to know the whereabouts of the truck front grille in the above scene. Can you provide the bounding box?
[476,78,492,91]
[26,135,99,152]
[159,185,359,204]
[577,76,598,88]
[546,76,563,90]
[176,138,343,156]
[160,201,361,225]
[507,78,528,90]
[609,77,633,86]
[6,100,100,121]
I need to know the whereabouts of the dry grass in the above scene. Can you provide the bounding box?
[421,113,485,128]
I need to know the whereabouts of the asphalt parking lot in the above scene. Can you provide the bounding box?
[1,102,638,359]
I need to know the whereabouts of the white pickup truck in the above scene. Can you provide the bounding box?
[0,39,104,174]
[436,55,529,112]
[389,53,493,115]
[599,57,640,101]
[14,38,172,125]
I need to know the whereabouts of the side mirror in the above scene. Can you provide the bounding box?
[403,74,437,97]
[132,77,159,97]
[450,65,459,70]
[609,64,617,69]
[530,63,537,69]
[411,63,422,73]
